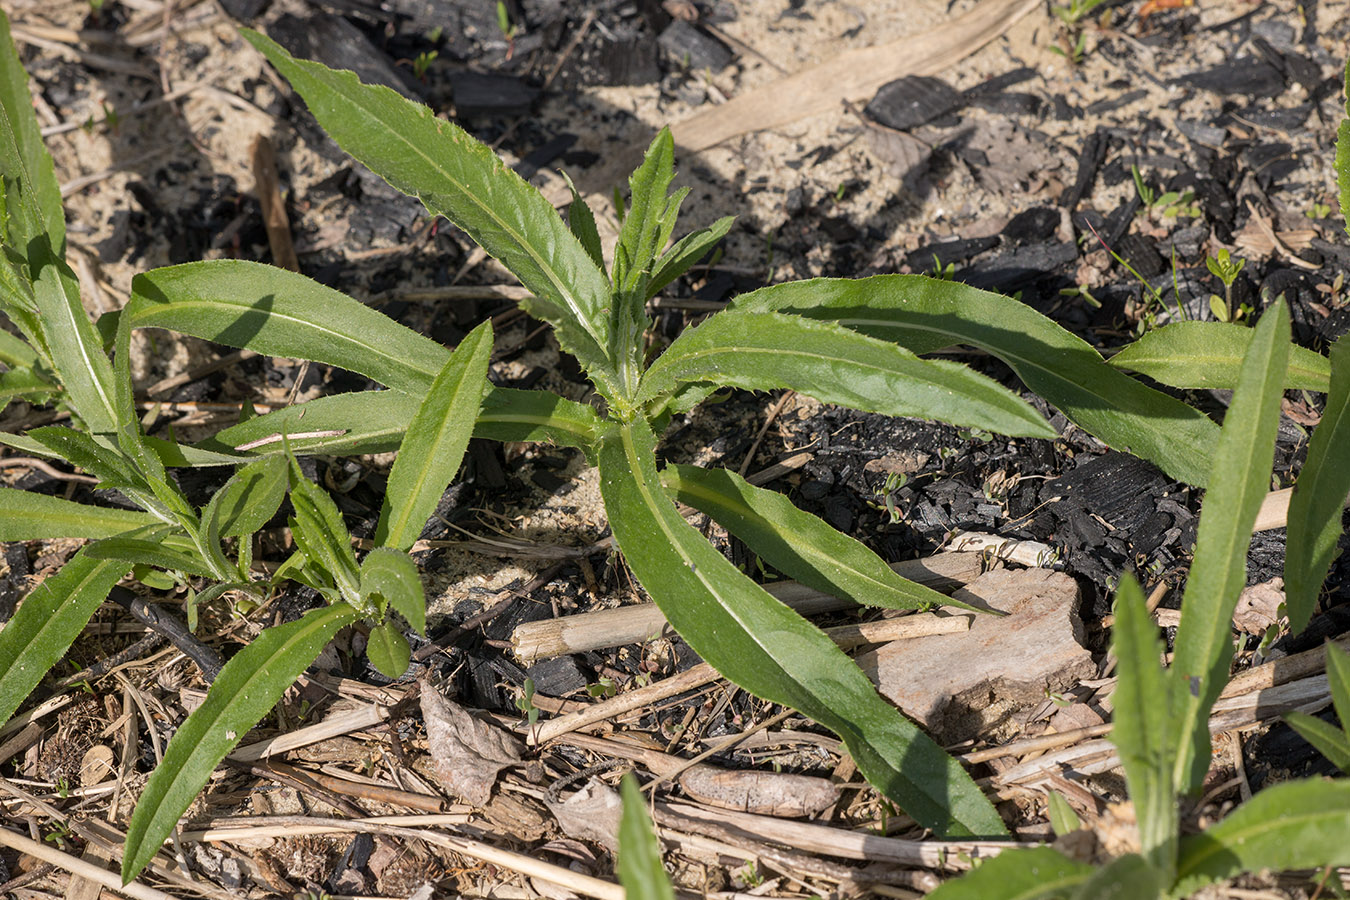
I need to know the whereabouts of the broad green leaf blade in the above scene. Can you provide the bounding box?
[1338,55,1350,239]
[1283,711,1350,772]
[647,215,735,300]
[242,31,618,396]
[1284,336,1350,631]
[197,387,599,462]
[125,261,448,395]
[732,275,1218,486]
[0,364,59,404]
[377,320,491,551]
[661,463,970,612]
[1045,792,1082,837]
[203,455,288,539]
[0,10,64,251]
[1067,854,1166,900]
[0,325,39,367]
[288,457,361,603]
[596,419,1007,838]
[618,774,675,900]
[0,550,127,726]
[121,602,360,882]
[1108,321,1330,393]
[28,241,119,434]
[26,425,140,486]
[0,486,157,539]
[926,847,1093,900]
[614,128,676,294]
[1174,779,1350,896]
[1170,300,1289,795]
[1109,575,1178,875]
[84,529,216,577]
[366,620,411,678]
[637,311,1055,439]
[360,547,426,634]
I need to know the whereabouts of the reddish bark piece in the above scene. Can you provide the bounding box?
[420,685,522,806]
[856,568,1092,744]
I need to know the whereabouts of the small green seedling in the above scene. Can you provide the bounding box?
[1132,165,1200,219]
[411,50,437,81]
[1206,248,1247,323]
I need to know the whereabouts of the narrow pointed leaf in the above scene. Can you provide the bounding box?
[125,261,448,395]
[377,320,491,550]
[732,275,1217,486]
[361,547,426,635]
[1174,779,1350,895]
[1046,792,1082,837]
[121,602,360,882]
[366,620,411,678]
[203,455,288,539]
[84,528,216,577]
[242,31,616,392]
[1108,321,1330,392]
[1170,300,1289,794]
[1338,55,1350,239]
[647,215,734,299]
[1283,711,1350,771]
[0,10,64,251]
[1284,336,1350,631]
[562,171,604,271]
[288,458,361,601]
[596,419,1006,838]
[0,486,157,539]
[0,326,39,367]
[1108,575,1178,874]
[638,310,1055,439]
[661,463,971,612]
[614,128,676,294]
[618,774,675,900]
[26,425,140,487]
[0,550,128,727]
[0,364,58,404]
[926,847,1093,900]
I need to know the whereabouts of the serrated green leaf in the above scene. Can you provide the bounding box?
[1109,575,1178,874]
[0,486,157,540]
[0,550,127,726]
[1170,300,1289,795]
[377,320,491,551]
[638,310,1055,439]
[366,620,411,679]
[360,547,425,635]
[661,463,971,612]
[732,275,1218,486]
[1174,779,1350,895]
[1108,321,1330,392]
[926,847,1093,900]
[241,31,619,398]
[26,425,139,487]
[0,10,64,252]
[125,261,448,395]
[121,602,360,882]
[288,457,361,604]
[614,128,676,295]
[0,364,58,404]
[562,171,604,271]
[647,215,734,300]
[1067,854,1166,900]
[596,419,1006,838]
[618,774,674,900]
[1284,336,1350,631]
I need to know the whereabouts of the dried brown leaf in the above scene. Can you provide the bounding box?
[420,685,521,806]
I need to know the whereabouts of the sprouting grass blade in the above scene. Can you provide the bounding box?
[0,486,157,540]
[241,31,617,395]
[596,419,1007,838]
[0,550,128,726]
[618,774,675,900]
[925,847,1093,900]
[1284,336,1350,631]
[121,603,360,883]
[1108,321,1329,392]
[1108,575,1178,875]
[637,310,1055,440]
[732,275,1217,486]
[1173,778,1350,896]
[1169,299,1289,795]
[376,320,491,551]
[661,463,972,612]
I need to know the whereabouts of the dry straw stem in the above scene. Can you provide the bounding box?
[0,828,173,900]
[529,613,970,745]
